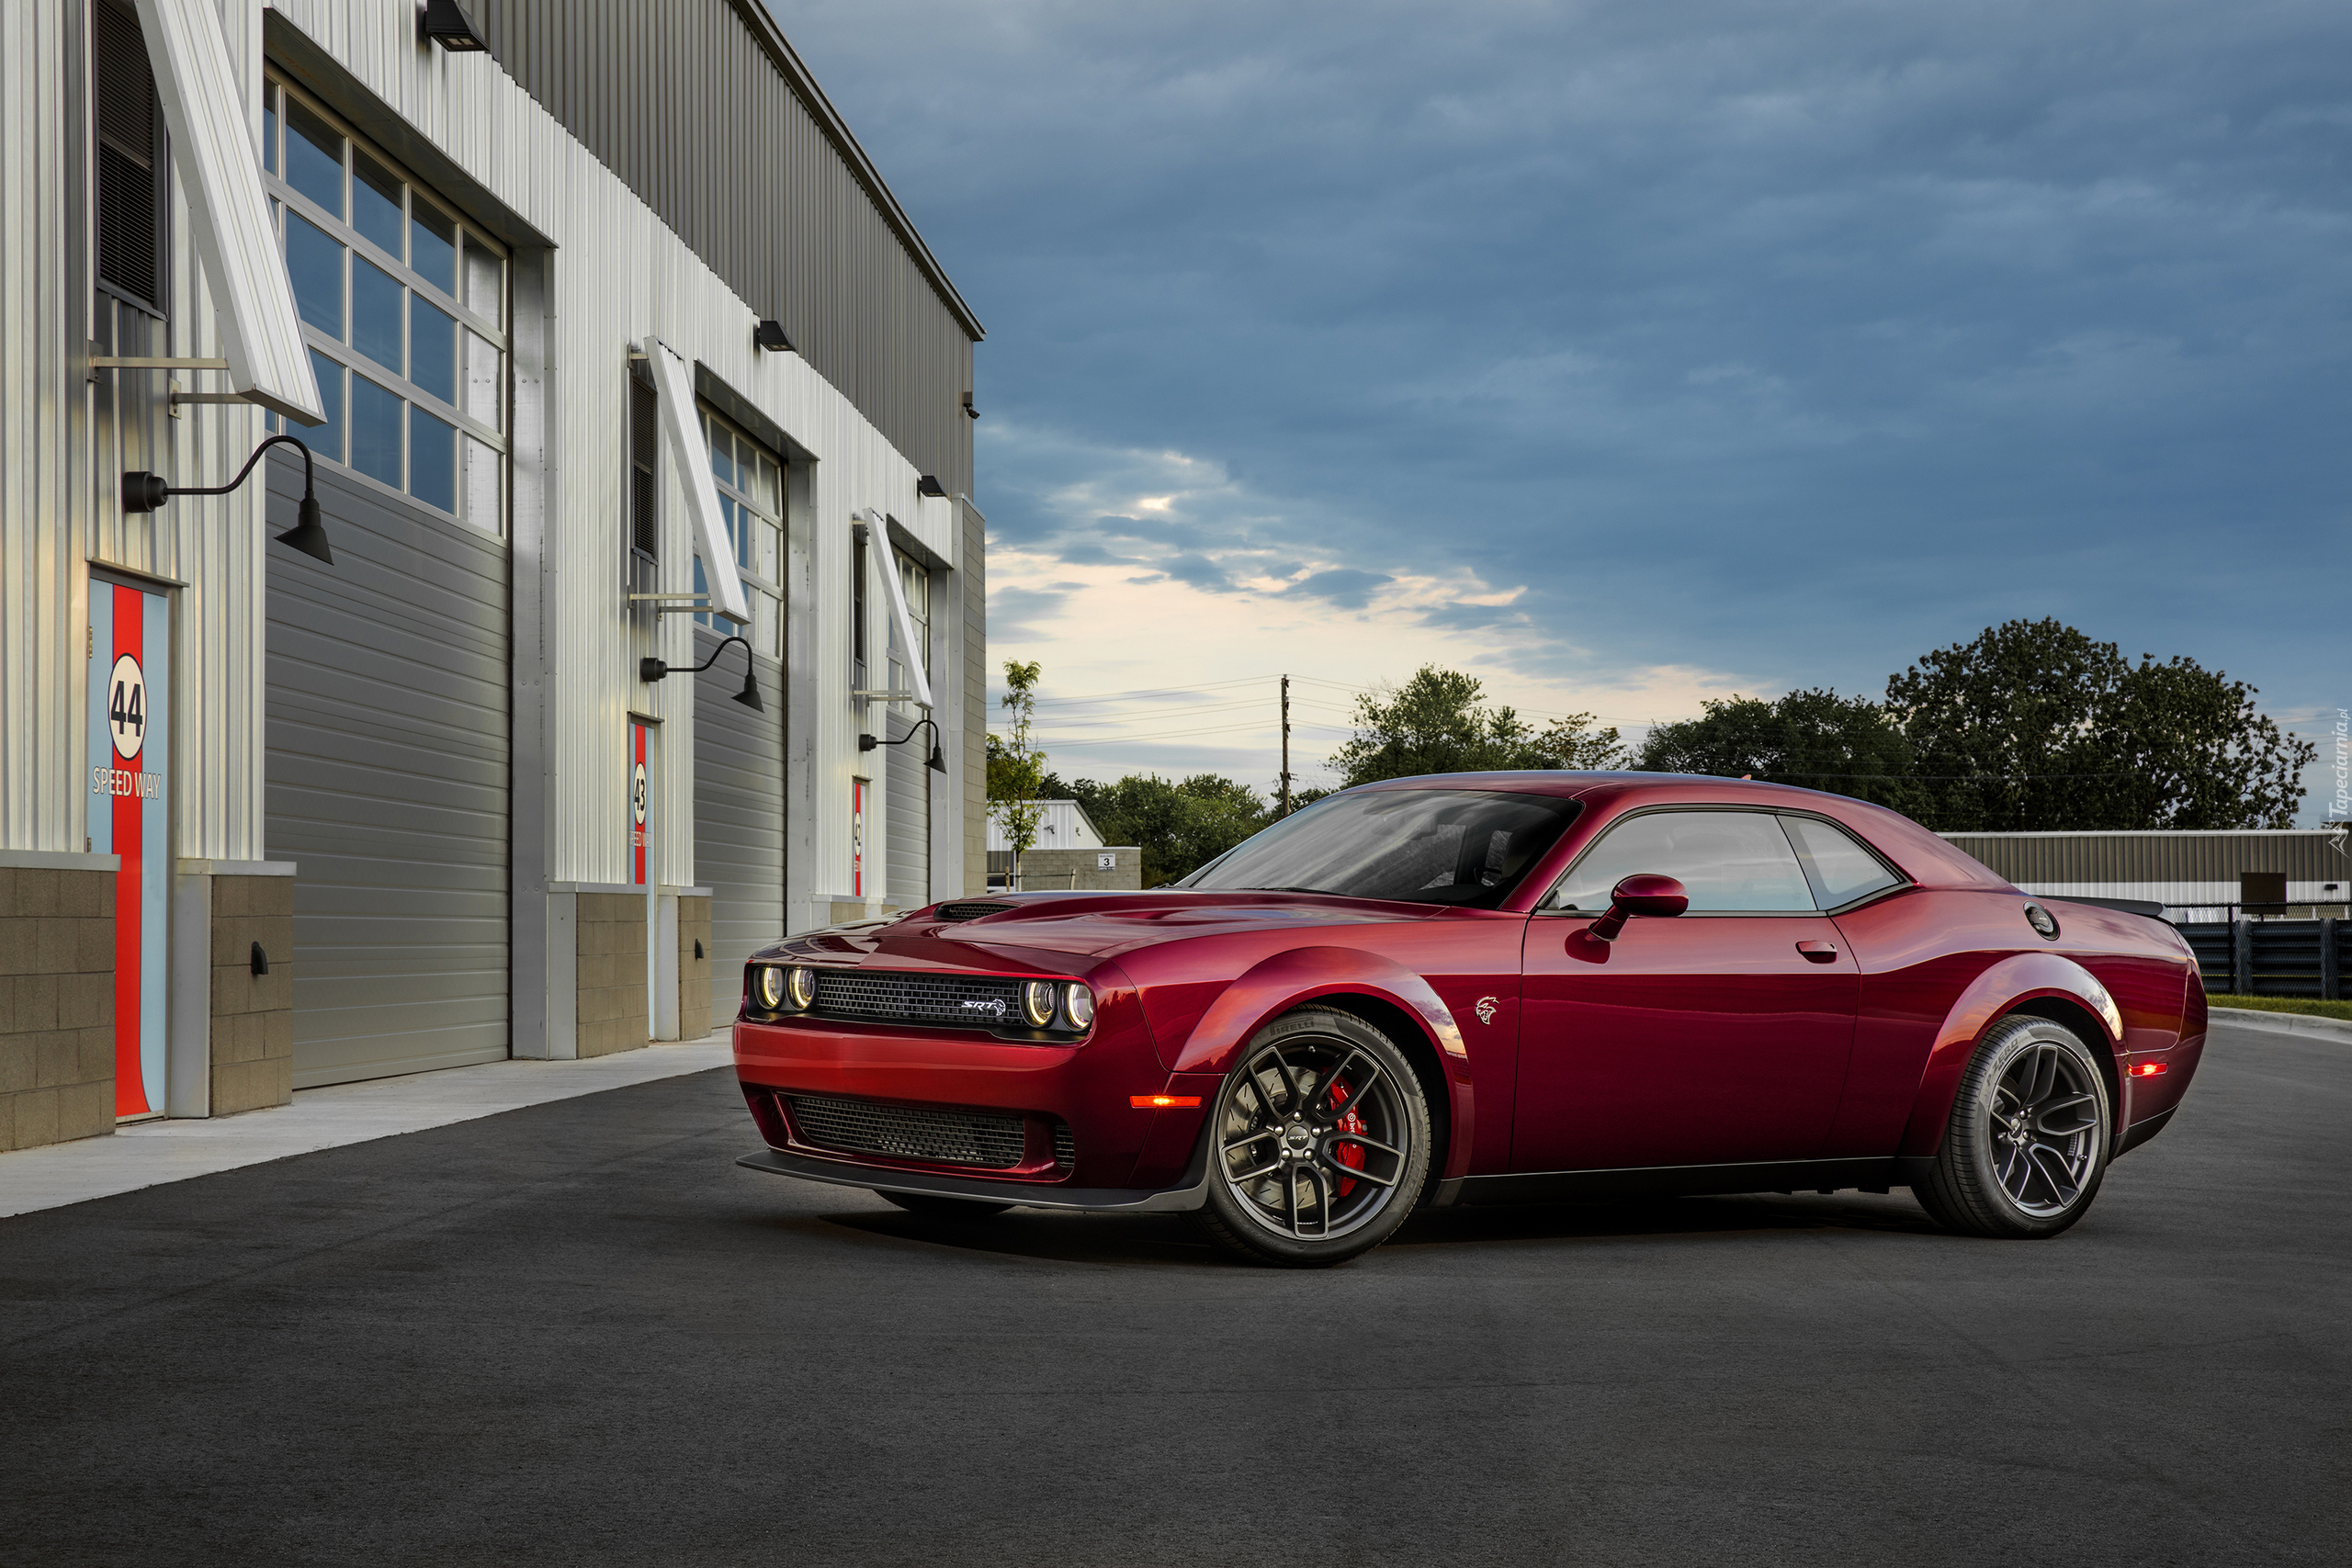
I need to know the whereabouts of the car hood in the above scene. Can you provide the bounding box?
[758,890,1450,974]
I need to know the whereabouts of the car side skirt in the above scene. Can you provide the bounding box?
[1455,1156,1902,1205]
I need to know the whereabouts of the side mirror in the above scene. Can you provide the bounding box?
[1588,874,1689,942]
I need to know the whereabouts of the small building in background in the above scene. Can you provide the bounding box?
[1941,830,2348,922]
[986,802,1141,891]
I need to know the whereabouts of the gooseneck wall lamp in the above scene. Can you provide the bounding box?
[641,634,763,711]
[859,716,948,773]
[122,434,335,565]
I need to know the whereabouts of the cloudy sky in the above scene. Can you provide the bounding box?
[772,0,2348,818]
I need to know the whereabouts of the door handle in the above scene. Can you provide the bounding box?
[1796,940,1838,963]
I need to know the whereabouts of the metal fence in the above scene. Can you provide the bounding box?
[2177,919,2345,999]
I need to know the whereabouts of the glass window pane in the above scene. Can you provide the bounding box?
[1781,817,1902,908]
[352,256,402,371]
[303,348,345,464]
[286,213,345,338]
[462,434,500,533]
[1550,811,1815,913]
[463,330,501,432]
[350,373,403,488]
[283,97,345,218]
[756,519,780,581]
[409,295,456,403]
[409,406,456,512]
[411,203,458,294]
[263,94,277,175]
[757,455,780,516]
[352,149,404,258]
[463,236,503,328]
[693,555,711,632]
[755,592,779,660]
[708,426,735,490]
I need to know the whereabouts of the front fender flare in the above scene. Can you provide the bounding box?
[1897,951,2126,1157]
[1168,946,1474,1183]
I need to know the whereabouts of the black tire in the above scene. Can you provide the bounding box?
[1190,1010,1432,1268]
[876,1190,1012,1220]
[1913,1013,2111,1239]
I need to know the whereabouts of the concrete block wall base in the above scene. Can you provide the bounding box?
[209,874,296,1115]
[0,867,118,1152]
[576,893,650,1058]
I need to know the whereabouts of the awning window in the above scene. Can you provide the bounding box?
[861,510,933,709]
[132,0,323,423]
[642,339,751,625]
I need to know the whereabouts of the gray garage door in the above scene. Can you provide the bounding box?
[885,706,932,909]
[266,457,510,1088]
[692,624,786,1025]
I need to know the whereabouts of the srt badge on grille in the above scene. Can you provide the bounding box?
[962,998,1008,1016]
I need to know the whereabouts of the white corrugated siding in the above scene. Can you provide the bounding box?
[271,0,962,898]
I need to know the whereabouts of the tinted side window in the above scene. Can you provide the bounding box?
[1547,810,1815,912]
[1780,816,1903,908]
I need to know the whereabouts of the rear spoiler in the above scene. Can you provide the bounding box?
[2044,895,2176,930]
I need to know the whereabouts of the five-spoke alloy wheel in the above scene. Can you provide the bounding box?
[1914,1013,2111,1238]
[1192,1010,1430,1267]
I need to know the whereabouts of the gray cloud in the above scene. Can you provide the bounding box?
[1283,568,1394,610]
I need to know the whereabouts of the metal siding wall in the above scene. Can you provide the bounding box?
[265,457,510,1087]
[885,705,925,906]
[959,498,988,897]
[468,0,978,499]
[272,0,970,913]
[1942,832,2348,887]
[691,624,784,1022]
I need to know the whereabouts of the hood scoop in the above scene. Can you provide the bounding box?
[932,901,1016,923]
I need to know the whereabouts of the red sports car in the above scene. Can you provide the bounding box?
[732,773,2205,1266]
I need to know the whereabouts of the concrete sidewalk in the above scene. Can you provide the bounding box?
[0,1033,733,1218]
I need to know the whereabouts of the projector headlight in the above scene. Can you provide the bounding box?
[1020,980,1057,1029]
[786,966,818,1010]
[752,965,786,1011]
[1061,982,1095,1030]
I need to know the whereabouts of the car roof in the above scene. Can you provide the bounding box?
[1346,771,2014,890]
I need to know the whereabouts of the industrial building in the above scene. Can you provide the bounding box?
[1,0,987,1150]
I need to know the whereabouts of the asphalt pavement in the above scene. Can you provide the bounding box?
[3,1017,2343,1567]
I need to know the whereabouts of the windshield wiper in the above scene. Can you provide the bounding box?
[1241,885,1335,895]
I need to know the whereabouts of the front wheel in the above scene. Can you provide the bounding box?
[1913,1014,2111,1239]
[1190,1010,1431,1268]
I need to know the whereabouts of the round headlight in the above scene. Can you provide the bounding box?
[752,965,786,1011]
[1020,979,1057,1028]
[786,966,819,1010]
[1061,982,1095,1030]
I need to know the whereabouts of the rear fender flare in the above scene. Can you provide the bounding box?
[1898,952,2126,1157]
[1170,946,1474,1182]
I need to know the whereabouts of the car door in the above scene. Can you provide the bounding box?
[1511,808,1860,1172]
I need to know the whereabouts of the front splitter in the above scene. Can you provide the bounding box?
[735,1146,1211,1213]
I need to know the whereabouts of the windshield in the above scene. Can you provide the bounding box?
[1179,788,1583,908]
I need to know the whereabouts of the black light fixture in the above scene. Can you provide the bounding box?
[915,475,947,499]
[859,716,948,773]
[640,634,762,711]
[754,319,795,353]
[421,0,489,51]
[962,393,978,420]
[122,434,334,565]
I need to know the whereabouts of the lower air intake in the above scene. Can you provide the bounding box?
[787,1093,1026,1169]
[1052,1120,1076,1170]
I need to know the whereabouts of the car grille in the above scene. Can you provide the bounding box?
[786,1093,1026,1169]
[810,970,1027,1029]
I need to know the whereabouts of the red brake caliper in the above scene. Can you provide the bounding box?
[1329,1078,1365,1197]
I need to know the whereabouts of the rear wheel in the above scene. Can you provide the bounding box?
[1191,1010,1430,1268]
[876,1190,1011,1221]
[1913,1013,2110,1239]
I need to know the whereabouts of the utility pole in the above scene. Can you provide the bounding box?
[1279,674,1293,816]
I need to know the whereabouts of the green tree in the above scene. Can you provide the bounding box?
[1885,618,2312,829]
[1636,688,1928,813]
[1329,665,1624,787]
[985,660,1048,884]
[1038,771,1272,887]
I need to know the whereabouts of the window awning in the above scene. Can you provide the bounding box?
[133,0,323,424]
[859,509,934,709]
[642,339,750,625]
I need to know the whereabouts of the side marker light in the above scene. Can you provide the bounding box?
[1130,1095,1203,1109]
[2129,1062,2168,1077]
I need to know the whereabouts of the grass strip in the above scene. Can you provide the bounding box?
[2207,994,2352,1022]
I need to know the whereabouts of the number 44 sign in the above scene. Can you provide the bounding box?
[87,580,171,1121]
